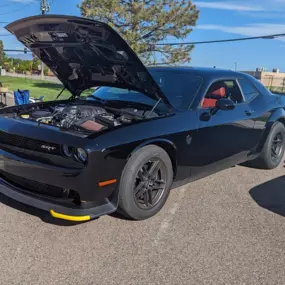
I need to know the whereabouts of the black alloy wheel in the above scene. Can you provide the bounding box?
[133,159,167,210]
[271,132,283,163]
[247,122,285,169]
[118,145,173,220]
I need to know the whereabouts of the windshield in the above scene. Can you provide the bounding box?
[88,71,203,110]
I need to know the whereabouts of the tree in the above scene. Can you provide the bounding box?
[3,58,13,72]
[282,77,285,92]
[0,40,5,67]
[32,57,41,71]
[16,60,31,73]
[79,0,199,65]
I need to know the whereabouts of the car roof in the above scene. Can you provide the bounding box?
[147,66,244,79]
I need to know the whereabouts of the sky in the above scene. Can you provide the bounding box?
[1,0,285,71]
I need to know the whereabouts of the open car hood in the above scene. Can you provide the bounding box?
[6,15,171,106]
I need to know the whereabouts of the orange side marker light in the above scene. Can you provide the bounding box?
[98,179,117,187]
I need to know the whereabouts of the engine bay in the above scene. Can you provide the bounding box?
[9,101,160,134]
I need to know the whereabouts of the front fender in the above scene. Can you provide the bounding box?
[128,138,178,178]
[128,138,177,157]
[102,138,178,209]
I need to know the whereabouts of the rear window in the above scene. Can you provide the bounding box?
[238,78,260,101]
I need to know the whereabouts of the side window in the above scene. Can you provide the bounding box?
[201,80,243,109]
[238,78,259,102]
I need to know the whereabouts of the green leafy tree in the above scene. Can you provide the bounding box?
[3,57,13,71]
[79,0,199,65]
[44,66,49,76]
[16,60,31,73]
[32,58,41,71]
[282,77,285,92]
[13,58,22,68]
[0,40,5,67]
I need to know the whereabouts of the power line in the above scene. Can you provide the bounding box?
[0,3,33,16]
[154,33,285,46]
[0,2,18,8]
[1,19,285,49]
[2,31,285,49]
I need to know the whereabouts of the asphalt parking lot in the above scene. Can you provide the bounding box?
[1,161,285,285]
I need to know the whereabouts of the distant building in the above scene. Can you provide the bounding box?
[242,68,285,89]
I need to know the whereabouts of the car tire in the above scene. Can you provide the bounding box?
[250,122,285,169]
[118,145,173,220]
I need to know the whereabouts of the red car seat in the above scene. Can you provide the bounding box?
[202,82,227,108]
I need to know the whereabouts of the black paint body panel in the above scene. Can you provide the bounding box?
[1,67,285,218]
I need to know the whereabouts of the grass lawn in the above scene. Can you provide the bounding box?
[0,76,93,101]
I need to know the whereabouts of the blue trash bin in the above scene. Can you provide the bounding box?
[14,89,30,105]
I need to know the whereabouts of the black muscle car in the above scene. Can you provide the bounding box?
[0,15,285,222]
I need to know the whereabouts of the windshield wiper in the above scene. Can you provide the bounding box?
[87,95,107,104]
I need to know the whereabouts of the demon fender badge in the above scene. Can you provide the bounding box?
[41,145,56,151]
[186,135,192,145]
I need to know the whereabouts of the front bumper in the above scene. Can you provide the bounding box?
[0,142,125,222]
[0,178,117,221]
[0,107,130,221]
[0,145,121,202]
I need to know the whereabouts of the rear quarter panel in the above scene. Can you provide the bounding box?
[252,93,285,154]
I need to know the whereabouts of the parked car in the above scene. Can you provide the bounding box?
[1,15,285,222]
[32,70,41,75]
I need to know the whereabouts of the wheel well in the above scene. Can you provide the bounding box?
[149,141,177,179]
[277,118,285,127]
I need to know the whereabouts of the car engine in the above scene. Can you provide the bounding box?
[26,103,140,133]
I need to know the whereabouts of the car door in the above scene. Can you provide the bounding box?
[189,79,257,178]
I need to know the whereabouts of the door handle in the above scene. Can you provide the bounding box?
[245,110,254,116]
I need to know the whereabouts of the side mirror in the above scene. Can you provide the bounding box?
[216,98,235,111]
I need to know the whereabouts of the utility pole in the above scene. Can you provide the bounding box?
[234,61,238,71]
[40,0,50,80]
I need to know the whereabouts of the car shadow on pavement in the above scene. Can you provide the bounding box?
[249,175,285,217]
[0,193,91,226]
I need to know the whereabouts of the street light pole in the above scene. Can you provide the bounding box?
[234,61,238,71]
[40,0,50,80]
